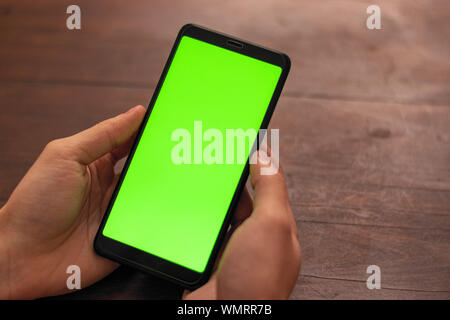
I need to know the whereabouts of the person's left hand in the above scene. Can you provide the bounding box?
[0,105,146,299]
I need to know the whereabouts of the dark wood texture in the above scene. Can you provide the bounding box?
[0,0,449,299]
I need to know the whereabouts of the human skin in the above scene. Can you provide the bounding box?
[0,105,300,299]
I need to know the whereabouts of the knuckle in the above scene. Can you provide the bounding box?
[43,138,70,157]
[260,211,293,235]
[274,217,294,236]
[258,206,299,239]
[291,235,302,269]
[291,230,301,253]
[44,139,62,152]
[289,208,300,237]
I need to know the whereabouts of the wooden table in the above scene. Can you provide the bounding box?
[1,0,449,299]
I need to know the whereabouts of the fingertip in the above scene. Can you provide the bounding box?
[125,105,146,116]
[135,105,146,113]
[120,105,146,126]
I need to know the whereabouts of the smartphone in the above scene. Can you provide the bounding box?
[94,24,290,289]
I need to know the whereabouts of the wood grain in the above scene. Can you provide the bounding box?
[0,0,449,299]
[271,96,450,230]
[1,0,449,104]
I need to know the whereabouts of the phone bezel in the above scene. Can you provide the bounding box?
[94,23,291,289]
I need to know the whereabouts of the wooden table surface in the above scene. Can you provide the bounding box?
[1,0,449,299]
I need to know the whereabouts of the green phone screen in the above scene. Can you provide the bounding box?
[103,35,282,273]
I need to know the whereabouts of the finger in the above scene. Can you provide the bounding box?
[109,131,138,165]
[250,149,290,216]
[66,105,146,165]
[231,187,253,227]
[93,130,138,189]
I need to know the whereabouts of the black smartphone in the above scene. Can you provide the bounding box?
[94,24,290,289]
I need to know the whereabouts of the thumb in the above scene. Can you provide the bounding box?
[63,105,146,165]
[250,149,290,216]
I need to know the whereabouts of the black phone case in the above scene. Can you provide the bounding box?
[94,23,291,290]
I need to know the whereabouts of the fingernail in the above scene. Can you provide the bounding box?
[258,150,271,165]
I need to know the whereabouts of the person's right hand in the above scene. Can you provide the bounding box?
[184,150,301,299]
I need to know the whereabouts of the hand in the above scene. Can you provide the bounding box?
[184,150,301,300]
[0,105,146,299]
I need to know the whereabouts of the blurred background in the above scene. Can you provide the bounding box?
[0,0,449,299]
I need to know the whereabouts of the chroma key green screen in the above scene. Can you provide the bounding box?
[103,36,282,273]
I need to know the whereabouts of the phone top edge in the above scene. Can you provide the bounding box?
[179,23,291,70]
